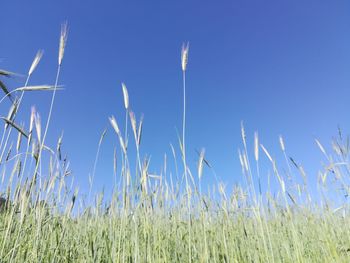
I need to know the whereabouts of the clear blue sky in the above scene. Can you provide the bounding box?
[1,1,350,197]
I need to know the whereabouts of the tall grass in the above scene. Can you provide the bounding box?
[0,26,349,262]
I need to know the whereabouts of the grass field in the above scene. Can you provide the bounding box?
[0,24,349,262]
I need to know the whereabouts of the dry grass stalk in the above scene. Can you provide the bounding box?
[0,117,28,138]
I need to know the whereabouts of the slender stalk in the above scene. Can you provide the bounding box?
[31,65,61,192]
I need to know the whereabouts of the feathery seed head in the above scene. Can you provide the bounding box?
[58,22,68,66]
[238,149,244,171]
[315,139,327,156]
[28,50,44,76]
[261,144,273,163]
[243,154,249,172]
[241,122,247,147]
[279,135,285,152]
[28,106,36,145]
[137,114,144,145]
[16,128,22,152]
[34,112,41,143]
[181,42,189,72]
[109,116,126,153]
[254,132,259,161]
[109,116,121,136]
[129,111,137,141]
[121,83,129,109]
[29,106,35,133]
[198,148,205,180]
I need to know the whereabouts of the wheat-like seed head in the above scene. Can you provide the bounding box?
[58,22,68,66]
[198,148,205,180]
[121,83,129,109]
[315,139,327,156]
[137,114,144,146]
[28,106,36,145]
[238,149,244,171]
[241,122,247,147]
[28,50,44,76]
[243,154,249,172]
[254,132,259,161]
[6,101,18,129]
[34,112,41,144]
[129,111,137,141]
[16,128,22,152]
[109,116,121,136]
[279,135,285,152]
[260,144,273,163]
[109,116,126,153]
[29,107,35,130]
[181,42,189,72]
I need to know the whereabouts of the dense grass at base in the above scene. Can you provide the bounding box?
[0,202,349,262]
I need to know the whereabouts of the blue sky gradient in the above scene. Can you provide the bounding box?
[1,0,350,197]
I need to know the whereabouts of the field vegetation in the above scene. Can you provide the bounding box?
[0,24,349,262]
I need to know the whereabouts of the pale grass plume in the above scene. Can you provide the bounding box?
[181,42,189,72]
[260,144,273,163]
[315,139,327,156]
[28,50,44,76]
[31,138,39,160]
[242,153,249,172]
[109,116,126,154]
[15,85,63,92]
[16,128,22,152]
[34,111,42,143]
[279,135,285,152]
[280,178,286,193]
[57,132,64,160]
[5,101,18,129]
[58,22,68,66]
[28,106,36,144]
[197,148,205,180]
[137,114,144,146]
[129,111,137,141]
[109,116,121,136]
[122,83,129,110]
[254,132,259,161]
[241,121,247,147]
[238,149,244,171]
[129,111,143,146]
